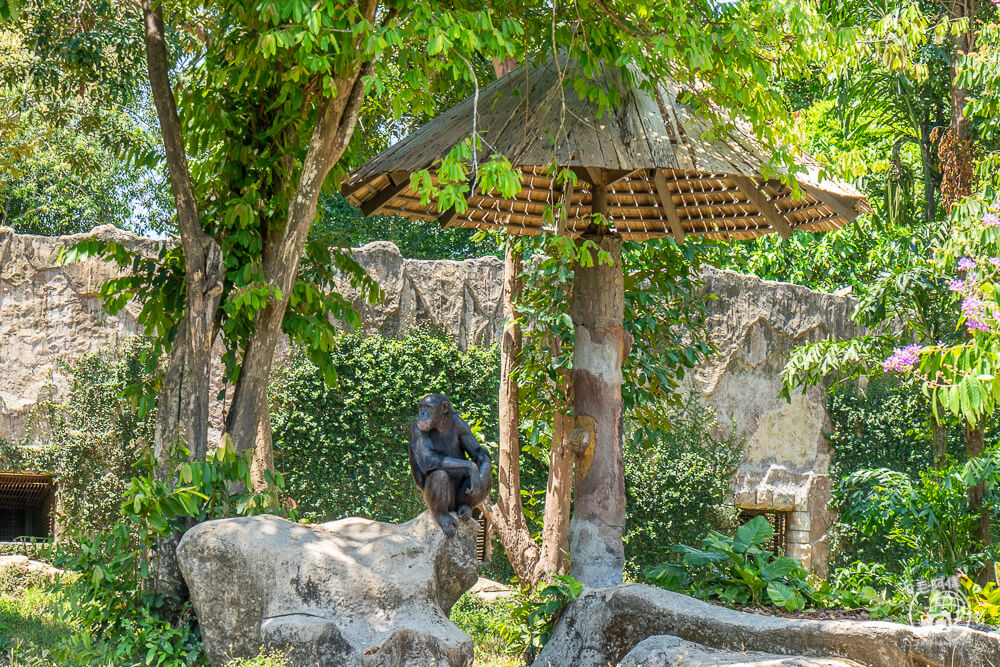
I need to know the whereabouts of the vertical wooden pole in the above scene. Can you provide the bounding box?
[568,171,626,587]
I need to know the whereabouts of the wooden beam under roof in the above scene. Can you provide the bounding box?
[729,175,793,239]
[653,169,686,244]
[800,184,862,223]
[360,174,412,216]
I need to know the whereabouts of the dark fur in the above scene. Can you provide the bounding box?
[409,393,492,537]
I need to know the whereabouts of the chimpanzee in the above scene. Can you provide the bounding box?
[409,393,493,537]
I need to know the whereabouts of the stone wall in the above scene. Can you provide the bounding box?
[0,226,863,573]
[694,269,865,576]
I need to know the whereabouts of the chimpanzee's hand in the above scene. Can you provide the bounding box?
[466,467,481,499]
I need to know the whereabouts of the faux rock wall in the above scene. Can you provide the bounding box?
[694,269,865,576]
[0,225,862,573]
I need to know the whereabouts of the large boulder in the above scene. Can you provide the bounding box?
[533,584,1000,667]
[176,511,479,666]
[620,635,861,666]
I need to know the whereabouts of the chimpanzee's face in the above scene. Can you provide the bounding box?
[416,395,449,432]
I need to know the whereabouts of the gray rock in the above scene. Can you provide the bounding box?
[532,584,1000,667]
[176,511,479,666]
[621,635,861,666]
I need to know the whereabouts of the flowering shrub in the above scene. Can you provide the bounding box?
[881,202,1000,425]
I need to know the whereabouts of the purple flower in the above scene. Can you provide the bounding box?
[961,295,993,334]
[959,257,977,272]
[989,258,1000,267]
[962,296,984,316]
[985,213,1000,227]
[962,295,985,321]
[968,318,990,333]
[949,280,965,292]
[883,344,922,373]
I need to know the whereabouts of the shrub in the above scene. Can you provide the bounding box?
[0,337,157,543]
[624,398,743,578]
[225,648,291,666]
[646,515,818,611]
[270,331,501,524]
[837,462,991,577]
[49,440,287,666]
[824,376,998,572]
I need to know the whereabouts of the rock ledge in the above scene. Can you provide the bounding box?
[177,511,478,666]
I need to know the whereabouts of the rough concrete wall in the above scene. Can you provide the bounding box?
[0,227,503,445]
[0,227,860,573]
[694,267,867,576]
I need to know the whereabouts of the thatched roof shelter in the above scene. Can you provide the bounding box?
[346,57,870,588]
[345,59,869,242]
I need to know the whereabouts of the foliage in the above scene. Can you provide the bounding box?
[828,560,913,620]
[836,452,1000,576]
[623,398,743,578]
[824,377,969,481]
[269,332,505,524]
[449,592,524,660]
[49,439,287,665]
[0,96,170,235]
[821,377,975,571]
[0,562,52,597]
[0,584,83,665]
[0,8,170,235]
[318,193,502,260]
[0,338,157,541]
[485,574,583,663]
[907,200,1000,426]
[646,516,819,612]
[223,648,291,667]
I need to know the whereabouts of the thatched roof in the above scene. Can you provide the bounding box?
[345,59,870,241]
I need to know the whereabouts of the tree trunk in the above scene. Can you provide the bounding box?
[534,362,574,581]
[250,408,275,492]
[966,424,991,584]
[142,0,225,607]
[940,1,977,211]
[932,419,947,470]
[486,244,541,583]
[225,55,375,464]
[567,174,626,587]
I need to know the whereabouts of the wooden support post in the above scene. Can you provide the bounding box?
[568,170,626,587]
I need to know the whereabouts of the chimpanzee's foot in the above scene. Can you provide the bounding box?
[436,512,458,537]
[456,504,472,521]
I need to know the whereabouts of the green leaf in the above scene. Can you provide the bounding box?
[767,581,805,611]
[760,556,802,581]
[734,516,773,551]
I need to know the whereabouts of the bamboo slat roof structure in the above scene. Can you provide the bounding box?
[345,59,870,241]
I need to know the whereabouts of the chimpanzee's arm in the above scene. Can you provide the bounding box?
[410,422,477,481]
[456,419,492,492]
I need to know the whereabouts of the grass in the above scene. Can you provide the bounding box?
[0,584,91,666]
[0,580,528,666]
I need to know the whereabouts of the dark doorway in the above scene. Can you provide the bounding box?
[738,508,788,555]
[0,473,55,542]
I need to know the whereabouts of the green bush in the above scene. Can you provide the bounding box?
[270,331,501,524]
[0,337,156,543]
[624,398,743,578]
[825,377,1000,573]
[646,515,819,611]
[450,592,523,659]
